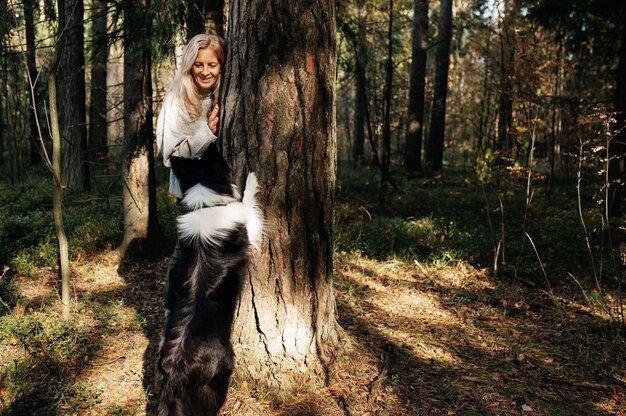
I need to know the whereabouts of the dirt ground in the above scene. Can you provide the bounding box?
[3,250,625,415]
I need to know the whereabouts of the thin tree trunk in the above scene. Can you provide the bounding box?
[222,0,341,391]
[380,0,393,198]
[352,0,366,167]
[496,0,515,162]
[88,0,108,169]
[425,0,452,171]
[477,33,492,163]
[405,0,428,173]
[50,0,71,320]
[58,0,89,189]
[549,32,562,191]
[24,0,40,165]
[118,0,167,260]
[609,18,626,218]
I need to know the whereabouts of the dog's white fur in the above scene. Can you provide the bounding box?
[177,173,263,249]
[181,183,241,210]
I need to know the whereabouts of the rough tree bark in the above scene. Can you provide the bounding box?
[404,0,428,172]
[58,0,89,189]
[88,0,108,167]
[118,0,167,260]
[425,0,452,171]
[221,0,342,392]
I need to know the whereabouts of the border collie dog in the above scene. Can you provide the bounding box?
[156,143,262,416]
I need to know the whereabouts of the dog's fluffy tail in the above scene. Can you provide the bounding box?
[242,173,263,250]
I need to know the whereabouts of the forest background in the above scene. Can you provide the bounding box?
[0,0,625,415]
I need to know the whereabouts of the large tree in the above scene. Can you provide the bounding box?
[88,0,108,168]
[404,0,428,172]
[118,0,166,260]
[425,0,453,171]
[58,0,89,189]
[221,0,342,391]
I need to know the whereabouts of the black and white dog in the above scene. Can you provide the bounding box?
[156,143,262,416]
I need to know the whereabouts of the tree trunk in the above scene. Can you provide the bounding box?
[352,0,366,167]
[609,18,626,218]
[221,0,341,392]
[549,31,562,191]
[24,0,40,165]
[118,0,167,260]
[425,0,452,171]
[50,0,71,320]
[186,0,225,40]
[476,31,492,164]
[88,0,108,168]
[405,0,428,173]
[58,0,89,189]
[381,0,393,186]
[496,0,515,161]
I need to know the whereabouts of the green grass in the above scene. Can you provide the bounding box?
[0,312,103,416]
[334,166,622,288]
[0,162,623,414]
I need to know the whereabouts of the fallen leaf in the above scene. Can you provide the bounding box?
[8,337,18,345]
[522,404,534,412]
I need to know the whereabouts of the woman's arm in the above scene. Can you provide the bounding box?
[156,93,217,167]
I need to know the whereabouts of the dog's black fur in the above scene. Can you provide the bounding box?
[156,143,260,416]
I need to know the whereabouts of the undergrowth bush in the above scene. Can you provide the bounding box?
[0,212,53,264]
[335,166,616,287]
[335,168,490,265]
[0,313,102,415]
[0,168,177,278]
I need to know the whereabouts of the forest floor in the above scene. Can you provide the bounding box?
[1,247,624,415]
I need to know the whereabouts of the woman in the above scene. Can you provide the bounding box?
[156,33,226,315]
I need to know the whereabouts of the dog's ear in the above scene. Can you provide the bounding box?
[200,144,234,195]
[201,144,225,168]
[201,144,231,176]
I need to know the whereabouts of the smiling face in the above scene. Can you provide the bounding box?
[191,47,221,94]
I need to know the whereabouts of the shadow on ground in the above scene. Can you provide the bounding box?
[332,255,624,415]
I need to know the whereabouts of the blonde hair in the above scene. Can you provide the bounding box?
[171,33,225,120]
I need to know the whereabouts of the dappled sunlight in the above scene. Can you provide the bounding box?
[4,244,623,415]
[76,328,150,414]
[0,250,163,415]
[333,250,625,415]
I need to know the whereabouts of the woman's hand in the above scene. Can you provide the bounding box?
[208,104,219,135]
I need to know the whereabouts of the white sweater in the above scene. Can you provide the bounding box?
[156,91,217,198]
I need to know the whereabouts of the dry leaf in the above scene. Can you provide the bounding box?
[522,404,534,412]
